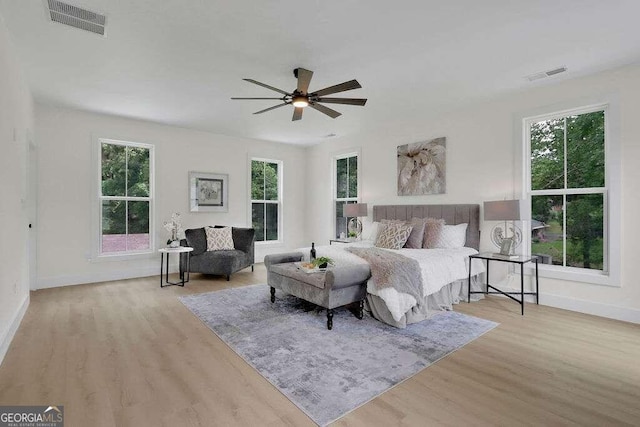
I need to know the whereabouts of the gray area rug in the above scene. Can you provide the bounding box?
[180,284,497,426]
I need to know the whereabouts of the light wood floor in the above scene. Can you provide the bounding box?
[1,265,639,426]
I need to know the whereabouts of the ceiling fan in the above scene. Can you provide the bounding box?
[231,68,367,121]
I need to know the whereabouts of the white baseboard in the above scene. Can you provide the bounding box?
[0,294,29,366]
[35,266,166,289]
[490,284,640,324]
[541,292,640,324]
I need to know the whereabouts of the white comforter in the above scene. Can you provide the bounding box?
[310,241,485,322]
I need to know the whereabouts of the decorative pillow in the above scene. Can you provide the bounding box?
[361,221,382,242]
[404,218,428,249]
[205,226,235,251]
[423,218,446,248]
[375,222,413,250]
[432,223,468,249]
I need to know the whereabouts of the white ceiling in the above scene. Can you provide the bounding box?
[2,0,640,145]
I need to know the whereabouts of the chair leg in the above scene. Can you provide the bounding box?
[270,286,275,303]
[327,309,334,330]
[227,275,230,281]
[251,265,254,272]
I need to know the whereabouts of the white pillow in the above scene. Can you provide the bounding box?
[361,221,382,241]
[205,226,234,251]
[432,223,468,249]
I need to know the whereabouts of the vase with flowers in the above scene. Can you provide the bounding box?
[163,212,183,248]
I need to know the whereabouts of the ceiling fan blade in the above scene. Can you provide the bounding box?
[296,68,314,94]
[243,79,290,95]
[231,97,285,100]
[253,103,290,115]
[312,79,361,97]
[308,102,342,119]
[315,97,367,106]
[292,107,303,121]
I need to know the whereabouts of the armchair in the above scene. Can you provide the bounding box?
[180,227,255,281]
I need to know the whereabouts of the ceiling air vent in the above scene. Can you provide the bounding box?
[46,0,106,36]
[526,66,567,82]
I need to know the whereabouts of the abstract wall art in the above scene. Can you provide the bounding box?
[397,137,446,196]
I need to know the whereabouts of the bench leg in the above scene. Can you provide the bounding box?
[357,300,364,320]
[327,309,334,330]
[270,286,275,303]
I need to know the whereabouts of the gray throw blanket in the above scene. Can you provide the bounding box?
[346,247,425,302]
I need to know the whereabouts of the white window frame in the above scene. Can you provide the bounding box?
[332,150,361,239]
[250,157,283,244]
[522,102,621,286]
[92,137,155,260]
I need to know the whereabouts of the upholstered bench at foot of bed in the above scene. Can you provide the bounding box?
[264,252,370,330]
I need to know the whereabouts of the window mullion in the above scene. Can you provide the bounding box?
[101,196,150,201]
[563,117,568,190]
[123,200,128,252]
[124,147,129,251]
[562,194,567,267]
[530,187,605,196]
[346,157,350,199]
[562,118,568,267]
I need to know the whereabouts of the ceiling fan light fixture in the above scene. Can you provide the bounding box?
[232,68,367,121]
[292,96,309,108]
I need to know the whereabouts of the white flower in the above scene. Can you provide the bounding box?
[163,212,183,240]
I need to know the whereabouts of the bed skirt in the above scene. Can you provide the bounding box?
[367,275,484,328]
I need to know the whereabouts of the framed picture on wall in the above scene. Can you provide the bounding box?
[397,137,446,196]
[189,171,228,212]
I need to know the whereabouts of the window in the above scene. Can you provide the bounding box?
[251,158,282,242]
[100,139,153,255]
[334,153,359,238]
[526,106,607,273]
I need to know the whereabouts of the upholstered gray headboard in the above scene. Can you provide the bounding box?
[372,204,481,250]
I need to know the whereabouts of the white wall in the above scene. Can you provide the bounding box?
[35,105,307,288]
[306,64,640,323]
[0,16,33,363]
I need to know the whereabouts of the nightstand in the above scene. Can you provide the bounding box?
[329,238,357,245]
[468,253,539,315]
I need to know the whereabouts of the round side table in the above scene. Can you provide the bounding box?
[158,246,193,288]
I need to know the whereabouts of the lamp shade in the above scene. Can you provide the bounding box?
[484,200,521,221]
[343,203,368,217]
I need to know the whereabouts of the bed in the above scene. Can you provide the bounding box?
[311,204,485,328]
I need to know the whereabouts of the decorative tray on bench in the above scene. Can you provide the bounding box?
[294,262,327,274]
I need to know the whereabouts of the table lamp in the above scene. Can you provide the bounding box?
[343,203,368,239]
[484,200,523,254]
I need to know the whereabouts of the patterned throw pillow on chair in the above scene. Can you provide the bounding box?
[205,226,235,251]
